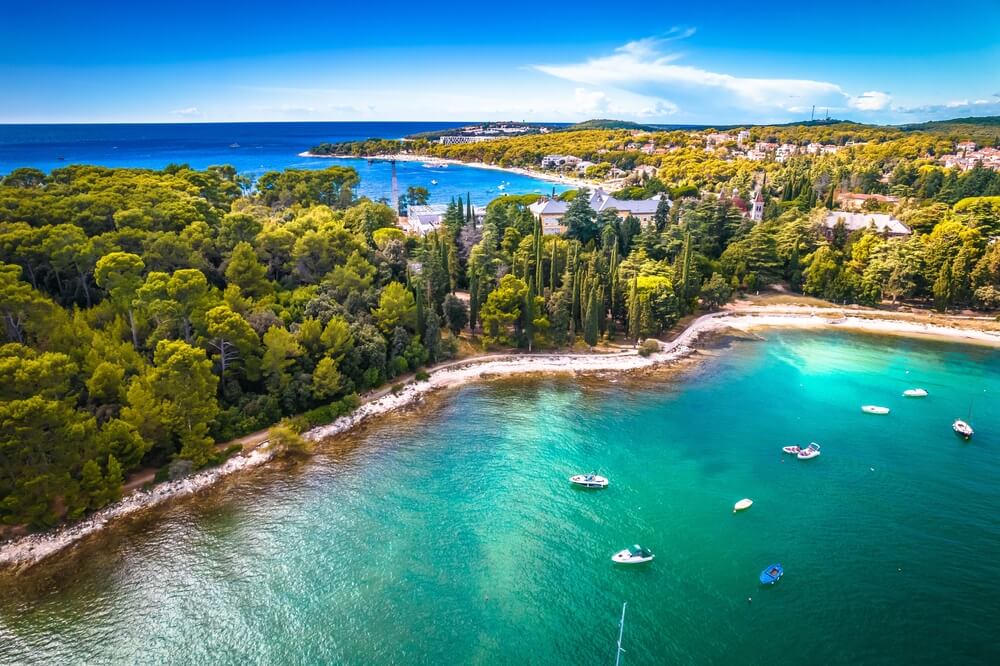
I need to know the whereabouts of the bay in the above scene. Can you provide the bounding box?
[0,122,569,205]
[1,330,998,664]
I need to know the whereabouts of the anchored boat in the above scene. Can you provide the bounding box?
[797,443,821,460]
[569,473,608,488]
[733,498,753,512]
[903,388,928,397]
[760,563,784,585]
[612,545,654,564]
[953,419,974,439]
[782,445,802,455]
[862,405,890,415]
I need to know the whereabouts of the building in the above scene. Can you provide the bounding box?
[834,192,900,211]
[528,188,669,234]
[737,130,751,147]
[750,190,765,221]
[437,135,497,145]
[956,141,977,154]
[402,204,486,235]
[821,211,911,239]
[541,154,583,169]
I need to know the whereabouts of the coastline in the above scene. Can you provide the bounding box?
[298,151,605,191]
[3,308,1000,573]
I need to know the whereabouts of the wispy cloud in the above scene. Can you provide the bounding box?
[171,107,201,118]
[533,37,892,119]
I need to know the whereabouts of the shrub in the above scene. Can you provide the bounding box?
[638,339,660,357]
[268,425,314,458]
[415,370,431,381]
[391,383,404,395]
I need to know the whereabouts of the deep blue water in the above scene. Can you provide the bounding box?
[0,122,569,205]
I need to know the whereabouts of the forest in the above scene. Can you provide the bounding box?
[4,116,1000,530]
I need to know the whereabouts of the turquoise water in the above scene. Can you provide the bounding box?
[1,330,999,664]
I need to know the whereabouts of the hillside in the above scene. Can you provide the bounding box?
[899,116,1000,143]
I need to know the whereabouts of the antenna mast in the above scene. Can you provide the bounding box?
[615,602,627,666]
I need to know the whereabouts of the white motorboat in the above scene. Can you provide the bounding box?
[953,419,974,439]
[569,473,608,488]
[862,405,890,415]
[797,443,821,460]
[733,498,753,512]
[903,388,928,397]
[612,545,654,564]
[430,179,438,185]
[782,445,802,455]
[422,162,447,168]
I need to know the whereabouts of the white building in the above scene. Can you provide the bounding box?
[437,135,497,145]
[821,211,910,238]
[528,188,669,234]
[403,204,486,235]
[750,191,765,221]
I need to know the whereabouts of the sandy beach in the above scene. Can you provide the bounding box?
[298,151,606,191]
[4,308,1000,573]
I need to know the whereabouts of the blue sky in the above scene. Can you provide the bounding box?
[2,0,999,125]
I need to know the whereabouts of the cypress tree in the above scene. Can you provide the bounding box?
[533,220,543,292]
[469,273,480,333]
[549,238,558,293]
[414,278,426,339]
[825,184,835,209]
[466,193,473,226]
[524,278,537,352]
[628,276,640,345]
[583,284,600,346]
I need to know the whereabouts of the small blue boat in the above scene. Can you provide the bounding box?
[760,563,783,585]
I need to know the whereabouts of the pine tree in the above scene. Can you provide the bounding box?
[104,454,123,504]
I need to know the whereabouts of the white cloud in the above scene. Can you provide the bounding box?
[171,107,201,117]
[848,91,892,111]
[535,37,893,119]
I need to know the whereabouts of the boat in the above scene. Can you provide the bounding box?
[759,563,784,585]
[612,545,654,564]
[953,419,974,439]
[733,498,753,512]
[781,445,802,455]
[229,143,240,148]
[430,179,438,185]
[569,473,608,488]
[862,405,890,415]
[797,443,821,460]
[422,162,447,168]
[497,184,506,191]
[903,388,928,397]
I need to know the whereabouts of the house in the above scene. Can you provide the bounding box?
[834,192,900,211]
[403,204,486,235]
[528,188,670,234]
[633,165,658,179]
[821,211,910,239]
[541,154,582,169]
[575,160,596,174]
[956,141,977,154]
[737,130,751,147]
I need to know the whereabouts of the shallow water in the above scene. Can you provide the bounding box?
[2,330,999,665]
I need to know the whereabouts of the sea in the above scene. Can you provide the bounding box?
[0,122,569,205]
[2,330,998,664]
